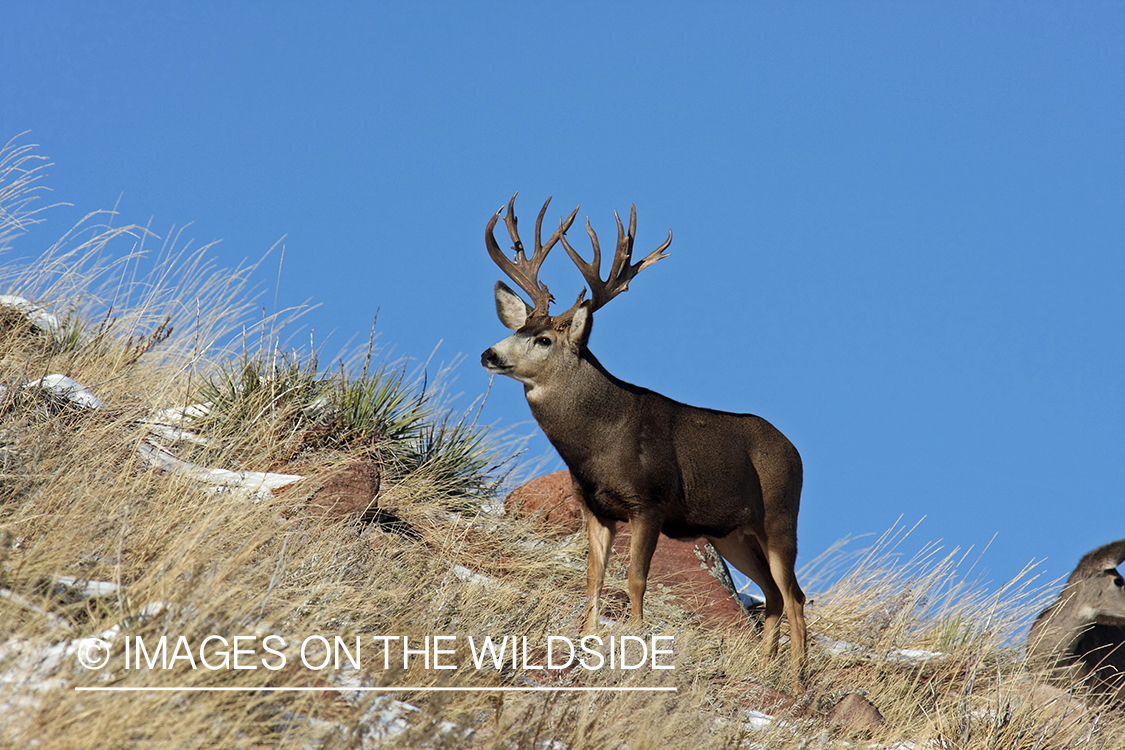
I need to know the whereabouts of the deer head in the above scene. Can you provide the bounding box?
[1062,540,1125,623]
[481,193,672,391]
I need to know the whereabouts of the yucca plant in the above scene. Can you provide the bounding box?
[405,407,506,507]
[322,359,429,449]
[194,348,323,442]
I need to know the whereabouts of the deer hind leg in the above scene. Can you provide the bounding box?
[583,508,617,633]
[707,531,785,664]
[765,542,807,690]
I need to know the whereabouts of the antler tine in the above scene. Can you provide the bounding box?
[605,208,632,290]
[559,203,672,313]
[621,204,673,275]
[557,216,600,306]
[536,198,579,259]
[485,193,563,316]
[502,193,526,261]
[532,197,549,255]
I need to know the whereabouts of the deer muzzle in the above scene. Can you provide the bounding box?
[481,347,509,373]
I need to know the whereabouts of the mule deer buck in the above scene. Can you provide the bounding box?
[1027,539,1125,707]
[480,194,808,688]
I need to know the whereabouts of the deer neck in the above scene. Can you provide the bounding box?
[524,348,634,454]
[1038,598,1100,661]
[524,348,618,405]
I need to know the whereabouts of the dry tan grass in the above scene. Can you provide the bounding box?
[2,138,1123,749]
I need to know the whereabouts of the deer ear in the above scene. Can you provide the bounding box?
[567,300,593,348]
[494,281,531,331]
[1075,539,1125,579]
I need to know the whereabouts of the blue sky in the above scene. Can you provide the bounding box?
[2,3,1122,600]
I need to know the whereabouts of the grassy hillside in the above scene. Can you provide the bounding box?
[2,137,1122,749]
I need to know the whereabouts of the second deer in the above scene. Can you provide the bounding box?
[480,194,808,688]
[1027,539,1125,707]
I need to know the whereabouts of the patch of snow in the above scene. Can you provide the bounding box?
[95,623,122,641]
[0,637,74,742]
[814,634,945,670]
[887,648,946,665]
[534,740,569,750]
[329,672,471,747]
[136,601,171,619]
[451,565,493,586]
[151,403,213,425]
[141,422,212,447]
[26,374,104,410]
[358,695,418,744]
[740,709,776,731]
[810,634,945,667]
[0,638,70,688]
[0,295,66,339]
[812,633,865,656]
[4,370,292,504]
[137,441,303,492]
[53,576,119,599]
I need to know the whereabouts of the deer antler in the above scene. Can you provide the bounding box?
[558,204,672,313]
[485,193,579,318]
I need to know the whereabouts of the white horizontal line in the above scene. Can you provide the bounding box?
[75,686,678,693]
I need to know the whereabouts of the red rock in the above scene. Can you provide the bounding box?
[505,471,583,536]
[827,693,885,732]
[285,457,382,519]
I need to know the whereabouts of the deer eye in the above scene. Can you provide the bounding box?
[534,336,552,347]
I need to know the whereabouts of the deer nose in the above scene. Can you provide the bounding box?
[481,348,501,369]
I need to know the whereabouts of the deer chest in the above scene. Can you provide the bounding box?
[580,487,635,523]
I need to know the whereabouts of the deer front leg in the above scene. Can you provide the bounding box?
[626,512,662,624]
[583,508,617,632]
